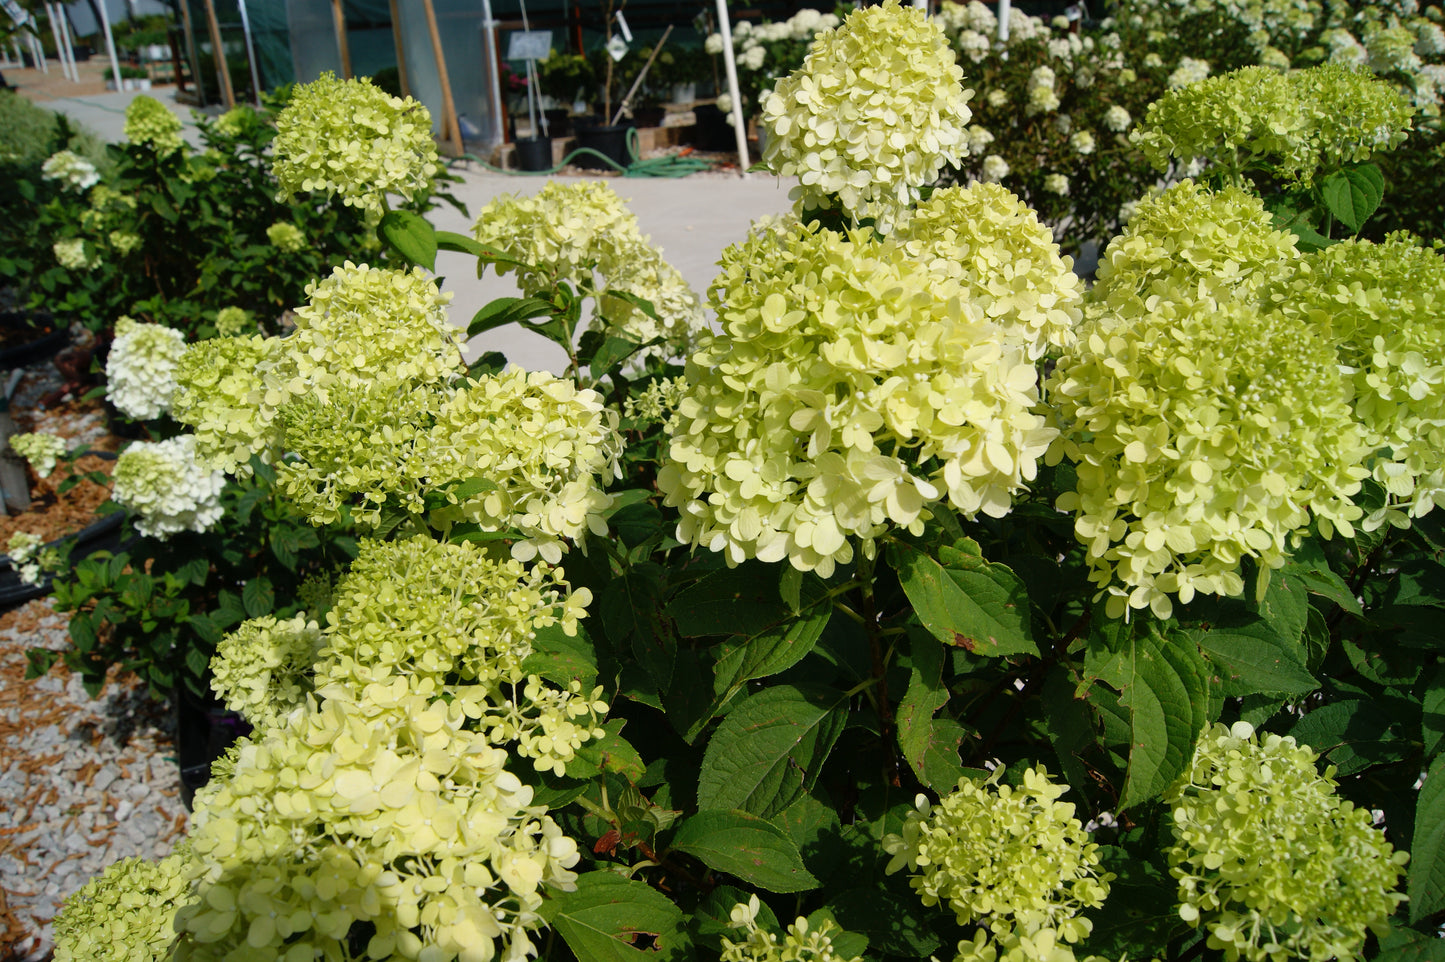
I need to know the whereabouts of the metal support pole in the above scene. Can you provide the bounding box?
[714,0,749,175]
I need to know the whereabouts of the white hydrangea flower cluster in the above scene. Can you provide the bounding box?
[1027,66,1061,114]
[966,124,996,155]
[883,767,1110,962]
[41,149,100,191]
[1277,234,1445,528]
[105,316,187,420]
[1164,722,1408,962]
[53,845,195,962]
[426,369,623,563]
[112,435,226,539]
[473,181,707,361]
[272,72,439,217]
[981,154,1010,181]
[209,614,325,731]
[9,431,67,478]
[660,185,1076,576]
[52,238,93,271]
[175,690,581,962]
[720,896,861,962]
[760,1,973,229]
[1167,56,1212,88]
[1069,130,1096,155]
[1044,173,1070,195]
[1050,182,1369,619]
[1102,104,1132,132]
[5,532,45,586]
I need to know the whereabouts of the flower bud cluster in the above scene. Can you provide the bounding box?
[210,613,325,731]
[41,149,100,191]
[272,72,439,217]
[53,844,195,961]
[1164,722,1408,962]
[883,767,1110,962]
[112,435,226,539]
[720,895,861,962]
[9,431,67,478]
[106,316,187,420]
[661,188,1073,575]
[124,95,184,155]
[760,1,973,229]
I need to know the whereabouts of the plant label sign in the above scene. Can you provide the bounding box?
[507,30,552,63]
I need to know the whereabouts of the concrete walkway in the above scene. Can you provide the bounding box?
[9,58,796,373]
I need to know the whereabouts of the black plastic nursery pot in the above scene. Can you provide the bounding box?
[0,509,127,611]
[176,681,252,810]
[690,103,738,152]
[543,107,573,139]
[572,118,635,170]
[514,135,553,172]
[0,312,67,370]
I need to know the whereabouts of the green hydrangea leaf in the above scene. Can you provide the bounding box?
[1289,699,1404,776]
[1409,755,1445,922]
[711,574,833,699]
[1321,163,1384,234]
[467,296,560,338]
[1282,539,1363,616]
[521,622,599,687]
[378,209,438,270]
[667,564,793,639]
[1190,619,1318,698]
[1377,918,1445,962]
[896,631,969,792]
[1084,622,1209,810]
[541,871,689,962]
[669,809,819,892]
[888,538,1038,658]
[1424,665,1445,759]
[698,684,848,818]
[827,886,943,957]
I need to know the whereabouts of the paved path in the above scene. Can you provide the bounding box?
[8,58,797,373]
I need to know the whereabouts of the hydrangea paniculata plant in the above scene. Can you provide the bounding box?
[112,435,226,539]
[53,845,195,962]
[9,431,67,478]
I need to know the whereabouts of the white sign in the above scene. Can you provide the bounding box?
[615,10,632,42]
[606,34,628,62]
[2,0,30,27]
[506,30,552,62]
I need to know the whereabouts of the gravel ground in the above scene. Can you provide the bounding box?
[1,350,190,961]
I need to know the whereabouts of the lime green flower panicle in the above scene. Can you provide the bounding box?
[9,431,67,478]
[272,72,439,217]
[53,844,196,962]
[424,368,623,563]
[175,692,581,962]
[761,0,974,228]
[41,149,100,191]
[52,237,93,271]
[660,218,1056,576]
[124,95,184,155]
[210,613,325,731]
[172,333,282,476]
[213,305,251,337]
[1164,722,1408,962]
[266,220,306,252]
[883,766,1111,962]
[1279,233,1445,528]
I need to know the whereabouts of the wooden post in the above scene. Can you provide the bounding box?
[0,408,32,515]
[331,0,352,78]
[199,0,235,107]
[387,0,410,96]
[419,0,463,156]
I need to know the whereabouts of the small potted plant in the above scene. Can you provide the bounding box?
[536,51,592,136]
[653,44,706,104]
